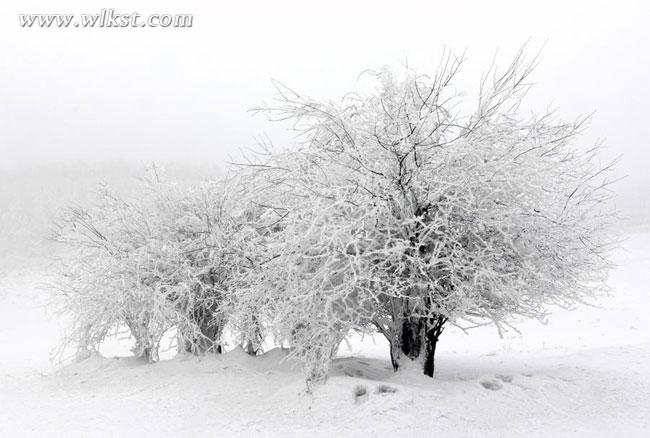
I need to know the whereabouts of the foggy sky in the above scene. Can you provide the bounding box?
[1,0,648,222]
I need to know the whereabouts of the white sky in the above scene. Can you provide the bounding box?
[0,0,648,221]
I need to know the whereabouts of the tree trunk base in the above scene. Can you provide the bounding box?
[390,315,445,377]
[141,345,159,363]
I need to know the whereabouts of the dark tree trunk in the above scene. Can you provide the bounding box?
[182,268,224,355]
[183,305,223,354]
[400,317,425,360]
[390,315,445,377]
[142,345,159,363]
[422,318,444,377]
[183,323,223,354]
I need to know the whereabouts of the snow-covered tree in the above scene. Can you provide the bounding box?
[52,169,248,362]
[242,48,617,379]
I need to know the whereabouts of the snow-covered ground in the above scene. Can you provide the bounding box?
[1,232,649,437]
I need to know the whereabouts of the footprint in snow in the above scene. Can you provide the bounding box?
[496,374,513,383]
[479,379,503,391]
[353,384,369,403]
[375,384,397,394]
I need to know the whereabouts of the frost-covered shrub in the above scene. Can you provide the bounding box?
[52,170,244,362]
[241,48,617,381]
